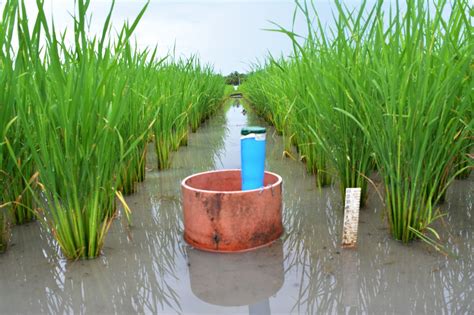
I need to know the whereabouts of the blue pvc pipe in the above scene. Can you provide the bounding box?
[241,132,266,190]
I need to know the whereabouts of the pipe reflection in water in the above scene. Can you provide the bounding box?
[186,240,284,312]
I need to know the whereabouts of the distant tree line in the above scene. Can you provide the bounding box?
[225,71,248,85]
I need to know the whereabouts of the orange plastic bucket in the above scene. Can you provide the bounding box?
[181,169,283,252]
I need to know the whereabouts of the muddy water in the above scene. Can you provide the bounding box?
[0,100,472,314]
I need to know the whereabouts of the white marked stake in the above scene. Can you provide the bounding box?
[342,188,361,248]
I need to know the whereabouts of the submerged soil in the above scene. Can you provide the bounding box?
[0,100,472,314]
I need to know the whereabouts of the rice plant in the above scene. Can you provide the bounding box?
[152,59,224,170]
[0,208,9,253]
[244,0,472,243]
[115,47,163,195]
[0,1,37,255]
[0,1,16,249]
[0,0,226,259]
[8,0,153,259]
[453,64,473,180]
[347,0,473,242]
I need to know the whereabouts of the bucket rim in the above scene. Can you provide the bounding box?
[181,169,282,194]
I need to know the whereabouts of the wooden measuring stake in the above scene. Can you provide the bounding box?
[342,188,361,248]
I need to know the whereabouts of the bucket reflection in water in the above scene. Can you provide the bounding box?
[187,240,284,312]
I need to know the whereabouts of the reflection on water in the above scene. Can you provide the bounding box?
[0,99,472,314]
[187,240,284,307]
[213,100,248,169]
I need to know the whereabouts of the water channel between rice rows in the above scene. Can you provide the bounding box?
[0,99,472,314]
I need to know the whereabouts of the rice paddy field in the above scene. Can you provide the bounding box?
[0,0,472,314]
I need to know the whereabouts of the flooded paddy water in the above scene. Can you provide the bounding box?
[0,100,472,314]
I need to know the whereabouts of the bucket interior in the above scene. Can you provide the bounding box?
[184,170,280,192]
